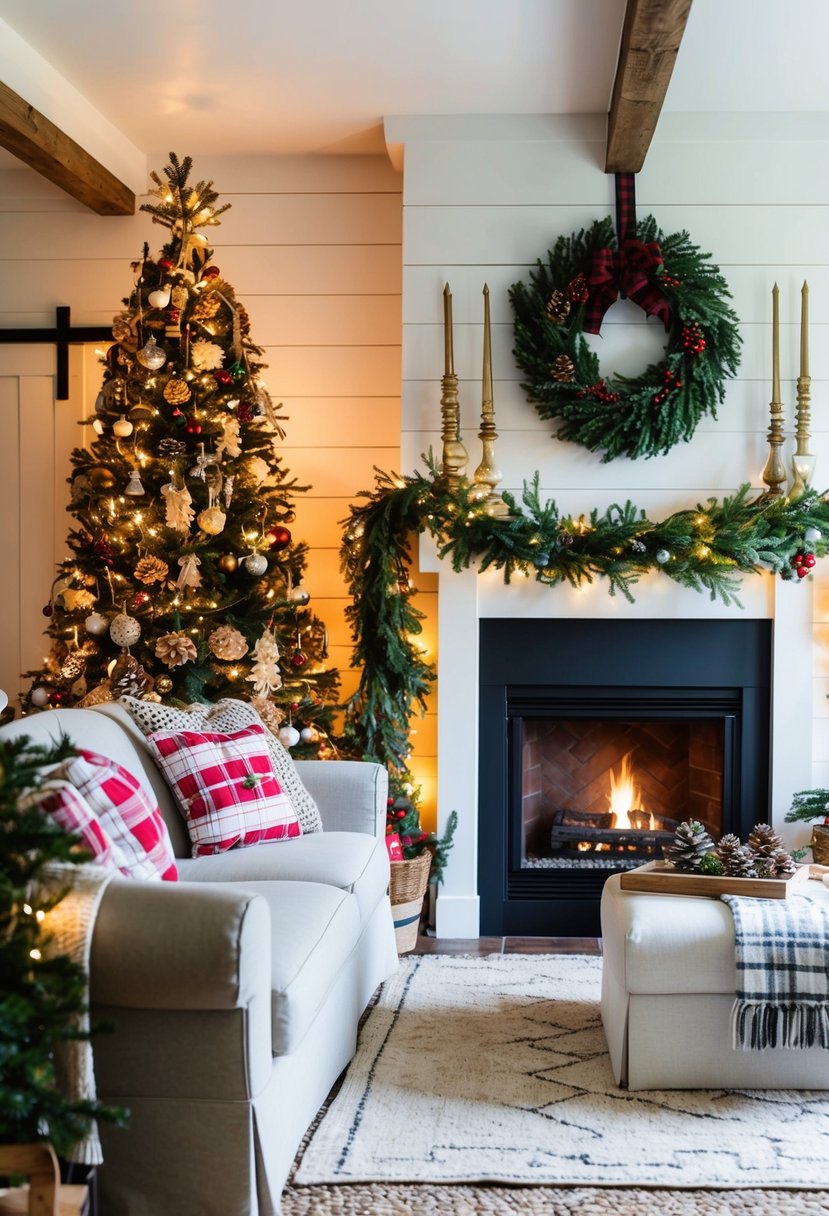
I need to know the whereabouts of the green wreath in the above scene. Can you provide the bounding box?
[509,216,742,462]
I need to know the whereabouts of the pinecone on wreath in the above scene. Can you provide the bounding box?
[666,820,715,871]
[550,354,575,383]
[545,290,570,323]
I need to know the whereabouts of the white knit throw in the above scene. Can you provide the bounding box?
[39,862,115,1165]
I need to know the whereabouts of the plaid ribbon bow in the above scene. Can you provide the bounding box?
[582,173,671,336]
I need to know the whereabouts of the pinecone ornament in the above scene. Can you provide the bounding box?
[545,290,571,323]
[747,822,785,859]
[208,624,248,661]
[666,820,716,871]
[155,630,198,668]
[550,354,575,383]
[135,555,169,585]
[110,654,153,699]
[565,272,589,304]
[163,377,192,405]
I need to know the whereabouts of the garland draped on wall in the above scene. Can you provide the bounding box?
[341,462,829,776]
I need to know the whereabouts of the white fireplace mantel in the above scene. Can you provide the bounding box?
[420,533,815,939]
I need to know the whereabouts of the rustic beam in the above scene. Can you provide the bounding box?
[606,0,693,173]
[0,80,135,215]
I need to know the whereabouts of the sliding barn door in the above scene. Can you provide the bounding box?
[0,344,94,711]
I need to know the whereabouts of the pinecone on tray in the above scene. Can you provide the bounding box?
[665,820,715,871]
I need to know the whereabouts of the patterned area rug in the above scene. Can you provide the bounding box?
[292,954,829,1196]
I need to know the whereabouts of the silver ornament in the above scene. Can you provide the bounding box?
[299,726,319,743]
[30,686,50,707]
[244,552,268,576]
[655,549,670,565]
[805,527,822,545]
[136,335,167,370]
[287,585,311,606]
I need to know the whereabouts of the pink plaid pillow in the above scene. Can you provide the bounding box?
[146,722,301,856]
[46,751,179,881]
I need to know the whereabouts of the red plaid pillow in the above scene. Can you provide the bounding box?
[46,751,179,881]
[39,780,123,872]
[146,722,300,856]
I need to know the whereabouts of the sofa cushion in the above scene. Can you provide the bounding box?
[121,696,324,833]
[222,879,361,1055]
[177,829,390,923]
[147,723,301,856]
[46,751,178,881]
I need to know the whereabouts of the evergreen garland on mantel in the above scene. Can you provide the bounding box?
[341,463,829,776]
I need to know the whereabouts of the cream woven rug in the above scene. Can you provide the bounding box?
[292,954,829,1198]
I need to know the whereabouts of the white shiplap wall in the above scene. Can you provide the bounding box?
[388,113,829,934]
[0,154,403,732]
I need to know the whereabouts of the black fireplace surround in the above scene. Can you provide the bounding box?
[478,618,772,936]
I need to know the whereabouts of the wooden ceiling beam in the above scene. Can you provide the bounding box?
[606,0,693,174]
[0,80,135,215]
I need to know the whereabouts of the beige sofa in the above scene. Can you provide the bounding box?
[1,702,399,1216]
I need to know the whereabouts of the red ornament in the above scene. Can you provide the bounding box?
[266,525,292,551]
[805,554,817,569]
[49,690,67,705]
[565,272,589,305]
[791,552,806,569]
[202,265,221,279]
[159,258,173,271]
[236,402,254,422]
[167,308,180,322]
[42,603,53,617]
[797,566,810,579]
[186,418,202,435]
[291,649,308,669]
[131,591,150,608]
[213,370,233,386]
[290,702,300,712]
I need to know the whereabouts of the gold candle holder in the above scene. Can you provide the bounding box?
[762,283,788,498]
[790,280,815,498]
[438,283,468,491]
[468,285,510,517]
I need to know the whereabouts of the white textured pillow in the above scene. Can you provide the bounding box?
[120,697,324,834]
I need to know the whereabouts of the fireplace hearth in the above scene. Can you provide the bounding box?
[478,618,771,935]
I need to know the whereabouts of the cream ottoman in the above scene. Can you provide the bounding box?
[600,872,829,1090]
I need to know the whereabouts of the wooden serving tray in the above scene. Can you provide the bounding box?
[619,860,811,899]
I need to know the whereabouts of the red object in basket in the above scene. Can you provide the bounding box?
[385,832,404,862]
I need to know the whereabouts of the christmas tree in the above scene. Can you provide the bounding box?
[24,154,338,755]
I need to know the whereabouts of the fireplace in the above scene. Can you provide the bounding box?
[478,618,771,935]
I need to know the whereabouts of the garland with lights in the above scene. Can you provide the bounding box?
[509,216,742,462]
[341,464,829,776]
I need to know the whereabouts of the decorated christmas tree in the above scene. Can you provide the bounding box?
[24,154,338,755]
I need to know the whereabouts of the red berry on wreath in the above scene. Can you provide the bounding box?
[792,552,805,568]
[797,566,810,579]
[805,553,817,568]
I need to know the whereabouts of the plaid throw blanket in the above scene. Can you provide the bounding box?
[722,890,829,1050]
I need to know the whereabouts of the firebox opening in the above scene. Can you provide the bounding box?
[520,717,725,871]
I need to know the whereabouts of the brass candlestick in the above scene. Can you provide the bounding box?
[762,283,788,498]
[469,285,510,517]
[438,283,468,491]
[790,280,815,498]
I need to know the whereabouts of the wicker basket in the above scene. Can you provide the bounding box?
[811,824,829,865]
[389,850,431,954]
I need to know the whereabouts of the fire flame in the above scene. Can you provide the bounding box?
[607,753,652,830]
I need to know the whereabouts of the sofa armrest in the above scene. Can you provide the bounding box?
[293,760,388,837]
[90,878,271,1011]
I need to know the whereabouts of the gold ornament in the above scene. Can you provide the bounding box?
[78,682,113,707]
[208,625,248,662]
[60,651,87,682]
[155,675,174,695]
[197,505,227,536]
[163,377,192,405]
[134,555,169,585]
[155,631,198,668]
[112,311,139,351]
[551,354,575,383]
[217,553,238,574]
[545,290,571,323]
